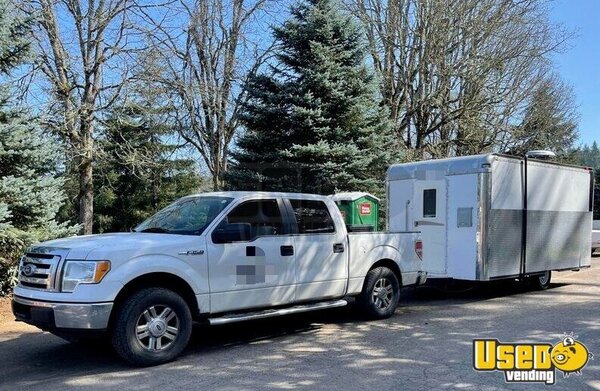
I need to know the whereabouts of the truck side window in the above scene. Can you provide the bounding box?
[289,200,335,234]
[423,189,437,218]
[220,199,284,241]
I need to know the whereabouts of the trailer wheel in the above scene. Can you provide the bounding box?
[528,271,551,290]
[357,267,400,320]
[111,287,192,366]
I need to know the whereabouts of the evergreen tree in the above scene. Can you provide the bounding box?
[93,102,203,233]
[578,141,600,219]
[0,93,79,294]
[0,0,32,74]
[509,75,579,160]
[0,94,76,243]
[579,142,600,170]
[227,0,394,196]
[0,0,77,293]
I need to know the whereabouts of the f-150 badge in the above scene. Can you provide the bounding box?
[178,250,205,256]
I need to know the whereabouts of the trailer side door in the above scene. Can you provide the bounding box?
[413,179,447,275]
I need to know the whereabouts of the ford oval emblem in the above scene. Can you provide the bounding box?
[22,264,37,277]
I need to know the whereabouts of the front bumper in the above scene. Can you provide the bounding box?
[12,296,113,330]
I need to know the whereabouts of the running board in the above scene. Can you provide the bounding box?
[208,299,348,326]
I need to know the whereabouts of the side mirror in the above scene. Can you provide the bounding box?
[212,223,252,244]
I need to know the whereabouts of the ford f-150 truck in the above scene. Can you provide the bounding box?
[12,192,424,365]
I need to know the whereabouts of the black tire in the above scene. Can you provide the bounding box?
[357,266,401,320]
[111,287,192,366]
[528,271,551,290]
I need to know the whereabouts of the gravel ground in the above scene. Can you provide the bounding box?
[0,257,598,391]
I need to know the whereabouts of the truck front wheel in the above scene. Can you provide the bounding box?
[111,287,192,366]
[357,267,400,320]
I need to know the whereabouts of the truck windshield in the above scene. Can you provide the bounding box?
[134,196,233,236]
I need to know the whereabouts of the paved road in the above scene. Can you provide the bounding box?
[1,258,599,391]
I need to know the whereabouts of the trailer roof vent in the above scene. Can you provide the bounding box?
[525,150,556,160]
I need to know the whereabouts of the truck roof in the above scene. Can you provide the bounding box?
[183,191,331,201]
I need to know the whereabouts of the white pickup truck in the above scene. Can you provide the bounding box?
[12,192,425,365]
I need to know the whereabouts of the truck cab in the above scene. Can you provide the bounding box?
[12,192,424,365]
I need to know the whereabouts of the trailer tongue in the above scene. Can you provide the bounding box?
[387,154,593,285]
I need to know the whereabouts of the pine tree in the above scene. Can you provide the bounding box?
[0,0,31,74]
[509,75,579,160]
[0,93,76,242]
[579,141,600,170]
[0,0,77,293]
[93,102,203,233]
[0,87,76,293]
[578,141,600,219]
[227,0,394,196]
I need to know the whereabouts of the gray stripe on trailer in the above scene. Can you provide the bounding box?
[485,209,591,278]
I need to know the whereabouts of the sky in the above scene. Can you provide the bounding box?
[12,0,598,149]
[550,0,600,146]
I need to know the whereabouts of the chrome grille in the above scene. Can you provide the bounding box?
[18,253,61,291]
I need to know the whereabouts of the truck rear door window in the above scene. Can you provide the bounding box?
[223,199,284,240]
[423,189,437,218]
[289,200,335,234]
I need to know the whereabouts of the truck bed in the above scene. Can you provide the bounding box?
[345,232,423,295]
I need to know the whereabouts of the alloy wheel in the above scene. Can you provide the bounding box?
[135,305,179,351]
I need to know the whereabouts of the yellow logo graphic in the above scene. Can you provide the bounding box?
[473,334,593,385]
[550,335,592,376]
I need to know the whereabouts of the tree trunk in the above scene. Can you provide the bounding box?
[212,157,228,191]
[78,128,94,235]
[212,172,221,191]
[78,158,93,234]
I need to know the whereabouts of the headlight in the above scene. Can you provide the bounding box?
[61,260,111,292]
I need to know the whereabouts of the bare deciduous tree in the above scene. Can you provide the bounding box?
[138,0,273,190]
[22,0,138,234]
[347,0,569,158]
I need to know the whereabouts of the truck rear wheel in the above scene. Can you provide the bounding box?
[528,271,551,290]
[357,267,400,320]
[111,287,192,366]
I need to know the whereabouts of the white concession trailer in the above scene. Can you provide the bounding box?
[387,154,594,283]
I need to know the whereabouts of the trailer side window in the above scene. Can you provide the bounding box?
[423,189,437,218]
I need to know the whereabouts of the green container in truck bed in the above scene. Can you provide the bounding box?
[330,192,380,232]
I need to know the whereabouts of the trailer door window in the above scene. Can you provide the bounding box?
[423,189,437,218]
